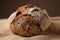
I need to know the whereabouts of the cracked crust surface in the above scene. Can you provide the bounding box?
[9,4,51,37]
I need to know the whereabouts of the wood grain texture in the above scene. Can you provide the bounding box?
[0,17,60,40]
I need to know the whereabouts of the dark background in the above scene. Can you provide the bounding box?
[0,0,60,18]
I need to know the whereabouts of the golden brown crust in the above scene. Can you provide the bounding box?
[17,4,34,14]
[9,4,51,37]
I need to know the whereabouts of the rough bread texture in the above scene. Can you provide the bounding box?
[9,4,51,37]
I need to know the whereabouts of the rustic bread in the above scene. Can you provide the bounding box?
[8,4,51,37]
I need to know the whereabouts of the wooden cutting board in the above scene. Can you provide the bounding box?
[0,17,60,40]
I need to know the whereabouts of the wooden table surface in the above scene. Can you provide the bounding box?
[0,17,60,40]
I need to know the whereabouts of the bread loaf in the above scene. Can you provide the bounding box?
[8,4,51,37]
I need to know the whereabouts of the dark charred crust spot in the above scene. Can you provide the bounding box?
[32,9,39,12]
[36,23,42,32]
[16,12,21,17]
[23,14,31,16]
[37,23,40,27]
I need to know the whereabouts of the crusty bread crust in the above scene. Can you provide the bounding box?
[9,4,51,37]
